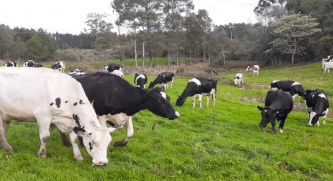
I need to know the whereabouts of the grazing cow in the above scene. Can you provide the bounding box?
[51,61,65,72]
[68,65,85,75]
[246,65,260,76]
[148,72,174,90]
[257,89,293,134]
[4,61,17,67]
[105,63,123,73]
[323,61,333,74]
[134,73,147,88]
[234,73,244,86]
[303,89,329,126]
[23,60,34,67]
[270,80,305,99]
[0,67,111,166]
[176,77,217,108]
[61,72,180,147]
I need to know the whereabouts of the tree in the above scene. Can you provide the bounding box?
[70,49,97,69]
[0,24,14,59]
[268,14,321,64]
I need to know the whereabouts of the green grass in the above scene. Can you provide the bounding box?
[1,62,333,180]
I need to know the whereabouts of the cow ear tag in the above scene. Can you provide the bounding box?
[276,111,279,114]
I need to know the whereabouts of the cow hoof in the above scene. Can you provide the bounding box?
[113,141,128,147]
[1,144,13,152]
[280,129,283,134]
[75,155,84,161]
[38,149,47,158]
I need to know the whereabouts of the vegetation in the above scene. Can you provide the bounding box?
[0,62,333,180]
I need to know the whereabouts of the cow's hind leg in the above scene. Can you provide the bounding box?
[114,116,133,147]
[35,116,51,157]
[322,109,329,125]
[278,115,288,133]
[198,94,203,108]
[192,95,197,107]
[0,115,13,152]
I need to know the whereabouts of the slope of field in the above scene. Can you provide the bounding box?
[0,62,332,180]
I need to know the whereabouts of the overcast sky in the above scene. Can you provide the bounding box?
[0,0,258,35]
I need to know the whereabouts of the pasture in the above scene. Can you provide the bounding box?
[0,62,333,180]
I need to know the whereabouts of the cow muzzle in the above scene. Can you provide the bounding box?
[92,160,108,166]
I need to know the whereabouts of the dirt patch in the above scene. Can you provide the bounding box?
[243,84,271,90]
[238,97,264,102]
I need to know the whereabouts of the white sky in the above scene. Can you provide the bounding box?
[0,0,258,35]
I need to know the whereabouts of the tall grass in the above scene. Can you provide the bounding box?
[0,62,333,180]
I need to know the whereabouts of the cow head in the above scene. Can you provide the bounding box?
[146,87,180,120]
[308,112,325,126]
[257,106,277,128]
[234,76,240,85]
[148,81,156,89]
[175,95,186,107]
[246,66,251,71]
[74,126,111,166]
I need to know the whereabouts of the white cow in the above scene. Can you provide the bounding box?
[234,73,244,86]
[0,67,111,166]
[246,65,260,76]
[323,61,333,74]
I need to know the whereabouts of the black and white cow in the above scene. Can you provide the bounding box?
[51,61,65,72]
[270,80,305,99]
[303,89,329,126]
[234,73,244,86]
[257,89,293,134]
[246,65,260,76]
[23,60,34,67]
[61,72,179,147]
[105,63,123,73]
[176,77,217,108]
[148,72,174,90]
[134,73,147,88]
[4,61,18,67]
[34,63,43,67]
[68,65,85,75]
[0,67,111,166]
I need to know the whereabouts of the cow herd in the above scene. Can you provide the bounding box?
[0,60,330,166]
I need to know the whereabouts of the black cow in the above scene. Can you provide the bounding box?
[148,72,174,90]
[257,89,293,134]
[61,72,179,147]
[4,61,17,67]
[134,73,147,89]
[176,77,217,108]
[270,80,305,99]
[303,89,329,126]
[105,63,123,73]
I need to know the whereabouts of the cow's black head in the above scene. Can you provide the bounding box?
[257,106,277,128]
[146,87,179,120]
[148,81,156,89]
[175,95,186,107]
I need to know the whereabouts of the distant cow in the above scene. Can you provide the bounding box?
[176,77,217,108]
[51,61,65,72]
[61,72,180,147]
[105,63,123,73]
[34,63,43,67]
[0,67,111,166]
[270,80,305,99]
[68,69,85,76]
[323,60,333,74]
[234,73,244,86]
[4,61,17,67]
[257,89,293,134]
[23,60,34,67]
[303,89,329,126]
[246,65,260,76]
[148,72,174,90]
[134,73,147,88]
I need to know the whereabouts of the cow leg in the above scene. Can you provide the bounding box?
[271,120,277,134]
[0,116,13,152]
[114,116,133,147]
[36,117,51,157]
[171,77,174,89]
[278,115,288,133]
[192,95,197,107]
[198,94,203,108]
[60,132,72,147]
[206,95,210,108]
[322,109,329,125]
[212,90,216,108]
[69,131,84,160]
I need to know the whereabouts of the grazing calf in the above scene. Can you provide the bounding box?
[23,60,34,67]
[4,61,17,67]
[270,80,305,99]
[134,73,147,88]
[148,72,174,90]
[257,89,293,134]
[60,73,179,147]
[0,67,111,166]
[303,89,329,126]
[234,73,244,86]
[105,63,123,73]
[176,77,217,108]
[246,65,260,76]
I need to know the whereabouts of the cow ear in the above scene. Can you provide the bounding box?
[73,127,86,136]
[257,106,264,111]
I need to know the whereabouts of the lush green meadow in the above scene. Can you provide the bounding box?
[1,62,333,180]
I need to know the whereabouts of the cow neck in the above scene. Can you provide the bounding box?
[74,104,101,130]
[180,83,196,98]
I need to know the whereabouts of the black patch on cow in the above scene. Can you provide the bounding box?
[55,98,61,108]
[65,101,68,103]
[79,99,83,104]
[106,121,116,127]
[50,103,54,106]
[73,114,81,127]
[73,127,86,134]
[89,142,93,151]
[73,102,78,106]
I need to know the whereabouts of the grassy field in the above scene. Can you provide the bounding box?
[1,62,333,180]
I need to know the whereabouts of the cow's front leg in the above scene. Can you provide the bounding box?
[69,131,83,160]
[36,117,51,157]
[322,109,328,125]
[114,116,133,147]
[206,95,210,108]
[198,94,203,108]
[271,120,276,134]
[0,117,13,152]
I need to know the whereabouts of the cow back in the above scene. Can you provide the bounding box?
[265,90,293,113]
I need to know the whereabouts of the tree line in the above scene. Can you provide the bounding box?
[0,0,332,66]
